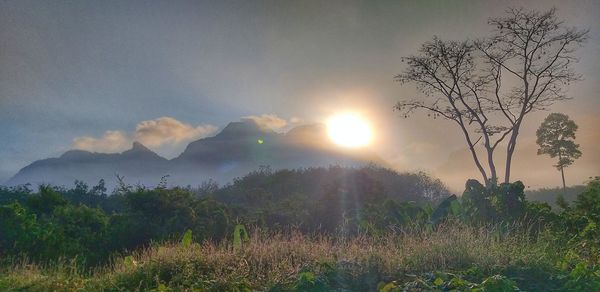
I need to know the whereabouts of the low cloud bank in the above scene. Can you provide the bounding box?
[72,117,217,156]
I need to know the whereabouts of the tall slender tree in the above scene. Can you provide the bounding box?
[536,113,581,193]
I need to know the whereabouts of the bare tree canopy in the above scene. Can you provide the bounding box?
[395,7,588,186]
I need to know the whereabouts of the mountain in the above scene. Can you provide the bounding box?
[7,141,169,187]
[6,120,385,188]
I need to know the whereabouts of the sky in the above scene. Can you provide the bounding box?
[1,0,599,192]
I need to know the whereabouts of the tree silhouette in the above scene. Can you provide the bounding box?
[396,8,588,185]
[536,113,581,194]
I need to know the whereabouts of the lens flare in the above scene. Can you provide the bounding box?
[327,114,372,148]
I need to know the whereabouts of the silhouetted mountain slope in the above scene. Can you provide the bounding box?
[7,120,385,188]
[8,141,168,187]
[174,121,280,165]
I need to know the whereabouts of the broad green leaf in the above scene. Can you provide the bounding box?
[450,200,461,215]
[182,229,192,247]
[157,283,168,292]
[380,282,398,292]
[233,224,249,252]
[298,271,316,284]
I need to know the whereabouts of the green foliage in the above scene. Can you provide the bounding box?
[49,204,110,265]
[0,202,41,256]
[233,224,249,252]
[123,256,137,269]
[378,272,520,291]
[461,180,498,223]
[378,281,399,292]
[0,199,109,265]
[536,112,581,170]
[526,184,585,208]
[458,180,526,223]
[294,271,328,291]
[430,194,460,224]
[563,262,600,291]
[26,185,68,215]
[215,166,449,233]
[0,183,233,267]
[360,199,430,234]
[1,220,598,291]
[0,172,599,290]
[181,229,193,247]
[573,176,600,223]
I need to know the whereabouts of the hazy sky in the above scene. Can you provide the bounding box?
[1,0,598,191]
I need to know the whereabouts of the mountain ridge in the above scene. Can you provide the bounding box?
[6,120,385,187]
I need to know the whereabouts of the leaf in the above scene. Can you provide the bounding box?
[430,195,459,224]
[379,282,398,292]
[233,224,249,252]
[433,277,444,286]
[157,283,168,292]
[123,256,136,269]
[450,200,461,215]
[298,271,316,284]
[181,229,192,247]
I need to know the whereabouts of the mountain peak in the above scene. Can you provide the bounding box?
[8,119,384,187]
[217,120,274,138]
[60,149,93,159]
[130,141,151,152]
[121,142,165,160]
[285,123,329,147]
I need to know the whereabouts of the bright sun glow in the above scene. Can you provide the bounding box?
[327,114,373,148]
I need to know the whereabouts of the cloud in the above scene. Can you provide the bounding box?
[71,117,218,156]
[134,117,217,148]
[241,114,288,130]
[290,116,304,124]
[72,130,131,153]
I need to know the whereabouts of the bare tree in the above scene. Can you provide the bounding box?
[477,7,588,183]
[395,7,588,186]
[394,38,505,185]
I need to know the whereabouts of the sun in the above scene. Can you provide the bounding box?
[327,113,373,148]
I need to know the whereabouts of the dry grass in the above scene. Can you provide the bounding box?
[0,222,561,291]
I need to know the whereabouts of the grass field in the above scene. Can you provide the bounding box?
[0,222,572,291]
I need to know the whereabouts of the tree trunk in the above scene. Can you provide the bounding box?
[458,121,488,184]
[560,167,567,196]
[471,146,489,185]
[504,132,518,183]
[559,152,567,196]
[485,143,498,186]
[505,116,524,184]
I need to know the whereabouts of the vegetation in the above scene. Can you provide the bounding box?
[526,184,586,209]
[395,8,588,185]
[0,166,447,266]
[0,167,598,291]
[0,223,584,291]
[536,112,582,193]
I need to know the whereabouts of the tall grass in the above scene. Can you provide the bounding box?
[0,222,563,291]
